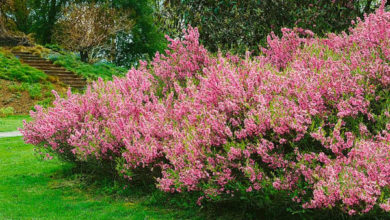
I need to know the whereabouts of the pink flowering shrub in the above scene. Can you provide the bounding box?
[22,5,390,216]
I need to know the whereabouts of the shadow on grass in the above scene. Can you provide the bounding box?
[2,137,387,220]
[56,162,389,220]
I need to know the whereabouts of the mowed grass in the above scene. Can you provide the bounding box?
[0,137,197,219]
[0,115,30,132]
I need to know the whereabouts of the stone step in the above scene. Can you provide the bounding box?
[47,72,82,77]
[12,52,33,56]
[58,78,86,82]
[61,80,87,86]
[60,83,86,87]
[52,74,85,79]
[59,76,86,81]
[44,69,75,74]
[12,51,31,54]
[15,56,43,60]
[20,58,48,62]
[65,84,87,89]
[23,63,65,68]
[21,63,54,67]
[47,72,80,77]
[25,64,63,69]
[64,80,87,84]
[65,77,86,81]
[38,67,69,72]
[21,60,52,64]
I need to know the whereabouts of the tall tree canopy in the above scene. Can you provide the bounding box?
[30,0,68,44]
[105,0,166,66]
[155,0,383,54]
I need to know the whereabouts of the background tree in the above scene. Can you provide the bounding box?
[0,0,67,43]
[0,0,14,36]
[155,0,383,54]
[10,0,31,33]
[54,2,133,63]
[0,0,8,36]
[2,0,166,66]
[0,0,31,45]
[30,0,68,44]
[105,0,166,67]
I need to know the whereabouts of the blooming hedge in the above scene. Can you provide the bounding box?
[22,5,390,216]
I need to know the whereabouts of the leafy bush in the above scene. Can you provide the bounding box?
[0,107,15,117]
[0,50,47,83]
[156,0,382,54]
[47,53,127,80]
[25,83,42,99]
[22,6,390,217]
[44,44,63,53]
[10,45,50,57]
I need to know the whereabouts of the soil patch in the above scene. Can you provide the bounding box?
[0,79,67,115]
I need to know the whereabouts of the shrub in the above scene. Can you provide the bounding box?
[10,45,51,57]
[0,107,15,117]
[22,5,390,216]
[155,0,382,54]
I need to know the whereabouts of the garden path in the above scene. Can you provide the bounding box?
[0,131,22,138]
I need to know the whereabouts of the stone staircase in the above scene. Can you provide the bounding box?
[12,51,87,89]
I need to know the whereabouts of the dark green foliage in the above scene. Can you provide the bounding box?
[156,0,380,54]
[29,0,68,44]
[44,43,63,52]
[108,0,166,67]
[10,0,32,33]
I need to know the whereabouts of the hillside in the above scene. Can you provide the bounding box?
[0,49,67,115]
[0,45,129,115]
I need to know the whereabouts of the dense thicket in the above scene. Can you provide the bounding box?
[156,0,386,54]
[23,5,390,217]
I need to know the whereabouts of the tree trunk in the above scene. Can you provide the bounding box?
[80,50,89,63]
[43,0,59,44]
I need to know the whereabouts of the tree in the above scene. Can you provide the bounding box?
[0,0,8,36]
[10,0,31,33]
[29,0,68,44]
[0,0,14,36]
[105,0,166,67]
[0,0,68,43]
[155,0,383,54]
[54,2,133,63]
[0,0,31,45]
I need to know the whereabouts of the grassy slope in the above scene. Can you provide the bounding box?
[0,137,195,220]
[11,45,127,81]
[0,115,30,132]
[0,50,47,83]
[0,49,68,114]
[47,53,127,81]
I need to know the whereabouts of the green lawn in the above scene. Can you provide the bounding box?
[0,137,196,219]
[0,115,30,132]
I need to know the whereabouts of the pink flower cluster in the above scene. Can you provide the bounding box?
[22,5,390,215]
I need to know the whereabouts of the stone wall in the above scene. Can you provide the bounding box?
[0,36,31,47]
